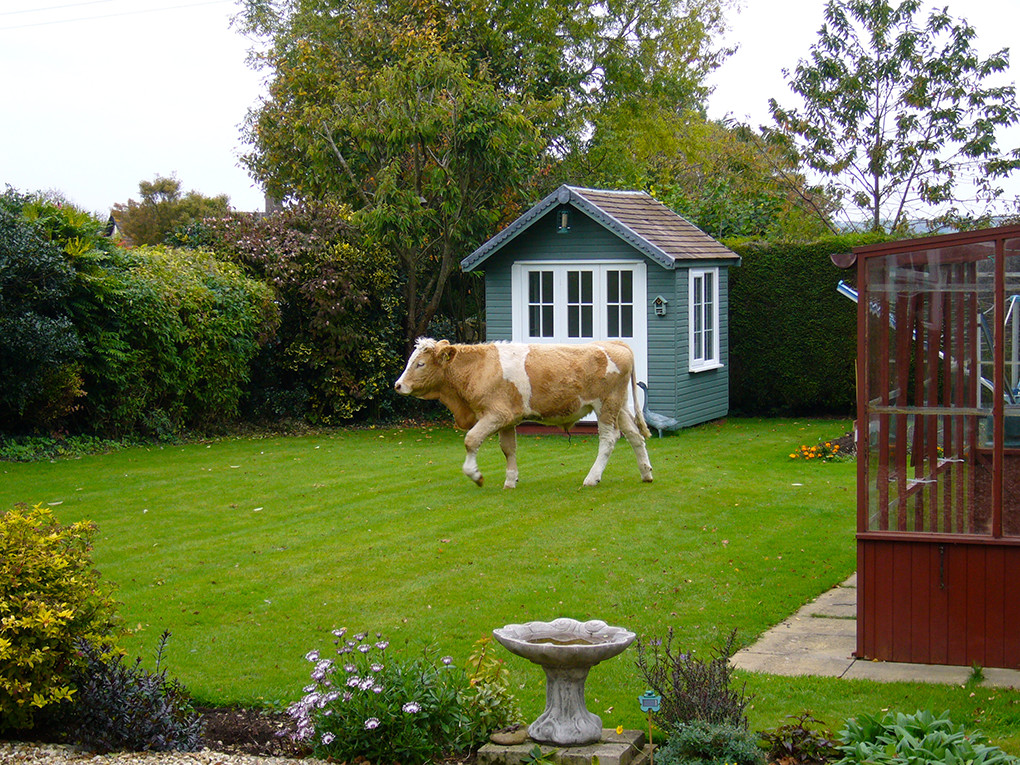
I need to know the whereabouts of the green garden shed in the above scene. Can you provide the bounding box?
[461,185,740,429]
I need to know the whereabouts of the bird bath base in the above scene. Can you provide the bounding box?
[492,618,636,747]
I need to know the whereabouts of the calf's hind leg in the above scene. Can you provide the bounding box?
[619,410,653,482]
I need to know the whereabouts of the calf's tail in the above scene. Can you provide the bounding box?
[630,368,652,439]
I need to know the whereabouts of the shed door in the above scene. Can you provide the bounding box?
[511,261,648,399]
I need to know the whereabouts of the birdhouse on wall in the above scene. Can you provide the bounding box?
[653,296,668,316]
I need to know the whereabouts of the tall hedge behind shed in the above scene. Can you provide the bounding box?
[726,234,888,416]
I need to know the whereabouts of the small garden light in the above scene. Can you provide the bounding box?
[639,690,661,765]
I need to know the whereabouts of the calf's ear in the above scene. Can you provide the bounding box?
[435,340,456,365]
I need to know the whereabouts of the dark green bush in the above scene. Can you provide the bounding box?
[658,720,766,765]
[0,190,82,430]
[726,233,889,416]
[635,628,751,731]
[59,630,203,753]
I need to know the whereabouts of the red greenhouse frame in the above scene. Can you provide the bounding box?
[851,225,1020,669]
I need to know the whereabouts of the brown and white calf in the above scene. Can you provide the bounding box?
[394,338,654,488]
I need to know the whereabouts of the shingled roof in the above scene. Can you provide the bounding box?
[461,185,739,272]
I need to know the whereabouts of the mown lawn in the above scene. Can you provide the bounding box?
[3,418,1019,752]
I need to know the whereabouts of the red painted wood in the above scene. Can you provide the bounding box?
[909,543,931,663]
[858,539,1020,668]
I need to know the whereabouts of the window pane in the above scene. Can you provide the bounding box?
[582,305,593,337]
[568,305,579,337]
[568,271,579,304]
[529,305,540,337]
[608,271,619,303]
[542,272,553,303]
[621,305,633,337]
[529,272,541,303]
[621,270,633,302]
[608,305,619,337]
[582,272,593,303]
[542,305,554,337]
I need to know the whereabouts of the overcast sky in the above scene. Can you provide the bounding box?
[2,0,1018,217]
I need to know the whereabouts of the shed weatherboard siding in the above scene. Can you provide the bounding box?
[672,263,731,426]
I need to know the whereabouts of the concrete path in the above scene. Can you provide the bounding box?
[732,574,1020,688]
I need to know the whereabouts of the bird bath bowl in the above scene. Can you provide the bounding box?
[492,618,636,746]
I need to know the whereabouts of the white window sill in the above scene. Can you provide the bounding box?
[689,362,724,373]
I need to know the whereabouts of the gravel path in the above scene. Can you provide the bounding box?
[0,742,309,765]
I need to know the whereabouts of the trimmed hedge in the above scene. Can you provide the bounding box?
[726,234,888,416]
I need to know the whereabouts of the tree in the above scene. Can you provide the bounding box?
[238,0,734,346]
[562,102,834,240]
[113,176,230,246]
[767,0,1020,233]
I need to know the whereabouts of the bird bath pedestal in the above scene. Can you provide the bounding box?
[492,618,636,747]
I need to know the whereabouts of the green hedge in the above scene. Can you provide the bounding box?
[726,234,888,416]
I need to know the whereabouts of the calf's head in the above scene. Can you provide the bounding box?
[394,338,456,398]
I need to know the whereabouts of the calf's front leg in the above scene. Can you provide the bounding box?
[583,420,621,487]
[499,426,519,489]
[461,415,506,487]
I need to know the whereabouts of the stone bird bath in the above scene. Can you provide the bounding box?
[492,618,636,746]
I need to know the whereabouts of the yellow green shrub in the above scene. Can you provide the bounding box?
[0,504,122,731]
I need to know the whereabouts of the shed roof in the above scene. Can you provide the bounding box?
[461,185,739,271]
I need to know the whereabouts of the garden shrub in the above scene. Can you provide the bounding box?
[65,244,277,437]
[0,504,121,731]
[835,709,1020,765]
[635,628,751,730]
[0,190,82,431]
[287,629,520,763]
[760,712,840,764]
[58,630,203,753]
[726,233,889,416]
[657,720,766,765]
[179,203,409,424]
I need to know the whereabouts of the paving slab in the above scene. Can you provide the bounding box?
[731,574,1020,687]
[477,729,648,765]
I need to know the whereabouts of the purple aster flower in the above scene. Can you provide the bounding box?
[344,663,357,673]
[343,691,353,702]
[346,676,362,688]
[332,627,347,639]
[365,717,380,730]
[375,641,389,650]
[305,649,320,662]
[372,685,383,694]
[402,701,421,714]
[354,632,368,641]
[359,678,374,691]
[441,656,453,666]
[358,644,371,653]
[370,663,384,673]
[322,732,335,745]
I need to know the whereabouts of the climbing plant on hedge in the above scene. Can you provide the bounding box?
[726,233,888,415]
[177,203,407,424]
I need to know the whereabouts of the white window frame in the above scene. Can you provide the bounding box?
[511,260,647,399]
[689,267,722,372]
